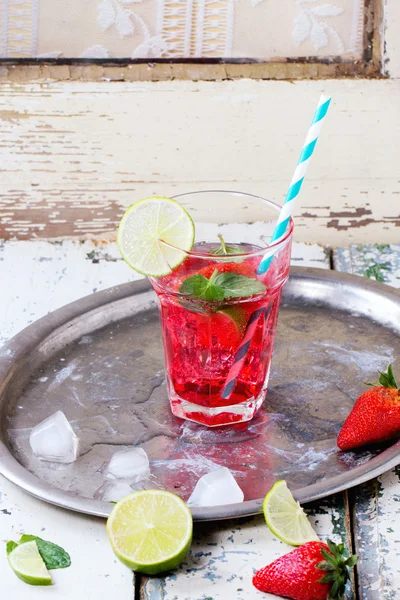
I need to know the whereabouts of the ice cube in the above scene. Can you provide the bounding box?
[29,410,79,463]
[106,448,150,482]
[187,467,244,507]
[95,481,135,503]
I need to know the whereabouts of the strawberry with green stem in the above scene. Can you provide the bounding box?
[337,364,400,451]
[252,539,357,600]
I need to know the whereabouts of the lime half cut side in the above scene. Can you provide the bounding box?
[106,490,193,575]
[263,480,319,546]
[8,541,52,586]
[117,196,195,277]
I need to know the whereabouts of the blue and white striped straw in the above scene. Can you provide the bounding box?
[258,94,332,274]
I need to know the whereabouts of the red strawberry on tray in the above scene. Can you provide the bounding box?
[337,364,400,451]
[252,539,357,600]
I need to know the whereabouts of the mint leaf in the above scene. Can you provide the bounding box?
[6,541,17,554]
[180,270,266,303]
[179,272,225,302]
[213,273,266,298]
[18,535,71,570]
[211,235,243,258]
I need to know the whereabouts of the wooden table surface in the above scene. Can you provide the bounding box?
[0,240,399,600]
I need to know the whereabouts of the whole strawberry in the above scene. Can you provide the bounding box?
[337,364,400,451]
[252,540,357,600]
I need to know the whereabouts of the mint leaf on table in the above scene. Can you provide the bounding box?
[179,271,266,302]
[6,535,70,569]
[179,271,225,302]
[6,541,18,554]
[15,535,71,569]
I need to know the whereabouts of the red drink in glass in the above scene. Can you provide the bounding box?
[152,244,287,426]
[150,209,292,427]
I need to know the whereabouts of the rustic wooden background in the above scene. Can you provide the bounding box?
[0,0,399,246]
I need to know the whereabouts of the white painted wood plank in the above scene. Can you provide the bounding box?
[333,244,400,287]
[0,240,140,599]
[142,497,354,600]
[0,476,134,599]
[333,244,400,600]
[0,240,138,347]
[0,239,329,346]
[0,238,329,597]
[375,468,400,593]
[290,242,330,270]
[0,79,399,244]
[386,0,400,78]
[0,239,331,598]
[131,241,350,599]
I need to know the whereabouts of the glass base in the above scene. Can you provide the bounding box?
[169,391,267,427]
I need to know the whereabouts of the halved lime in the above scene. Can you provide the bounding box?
[263,480,319,546]
[106,490,193,575]
[217,306,248,338]
[117,196,195,277]
[8,541,52,586]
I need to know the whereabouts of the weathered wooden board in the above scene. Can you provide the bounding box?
[3,241,399,599]
[0,239,327,346]
[0,239,145,599]
[136,243,356,599]
[0,79,399,245]
[140,495,355,600]
[333,244,400,287]
[0,239,355,599]
[386,0,400,79]
[0,477,135,599]
[0,61,384,83]
[333,244,400,600]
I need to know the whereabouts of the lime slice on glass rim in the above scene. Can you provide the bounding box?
[117,196,195,277]
[106,490,193,575]
[263,480,319,546]
[8,541,52,586]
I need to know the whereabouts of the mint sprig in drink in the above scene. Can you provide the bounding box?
[118,191,293,427]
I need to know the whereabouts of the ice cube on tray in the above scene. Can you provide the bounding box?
[95,479,152,503]
[187,467,244,508]
[29,410,79,463]
[95,481,135,503]
[106,448,150,482]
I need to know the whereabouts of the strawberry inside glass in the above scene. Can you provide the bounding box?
[150,237,292,427]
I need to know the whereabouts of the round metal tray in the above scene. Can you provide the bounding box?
[0,268,399,521]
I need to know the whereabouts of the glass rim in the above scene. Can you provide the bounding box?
[170,189,294,259]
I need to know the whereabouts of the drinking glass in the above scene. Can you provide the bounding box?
[149,191,293,427]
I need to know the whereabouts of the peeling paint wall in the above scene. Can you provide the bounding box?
[0,1,399,245]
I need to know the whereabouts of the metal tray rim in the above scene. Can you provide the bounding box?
[1,267,399,521]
